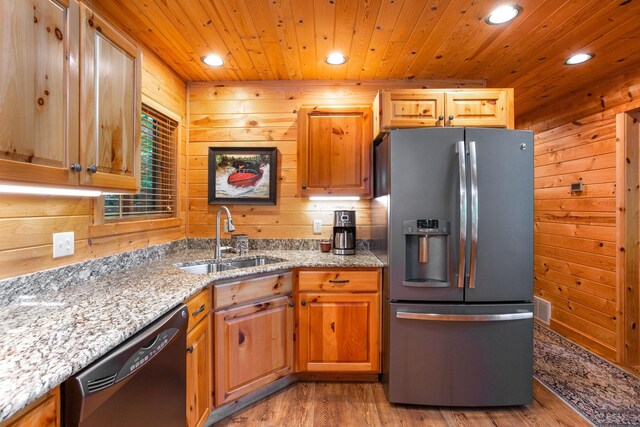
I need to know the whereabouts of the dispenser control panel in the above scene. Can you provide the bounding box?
[402,219,449,235]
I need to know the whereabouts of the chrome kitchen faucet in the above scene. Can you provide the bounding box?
[215,206,235,260]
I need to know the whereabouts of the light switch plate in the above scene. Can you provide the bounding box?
[313,219,322,234]
[53,232,74,258]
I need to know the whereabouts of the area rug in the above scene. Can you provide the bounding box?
[534,322,640,426]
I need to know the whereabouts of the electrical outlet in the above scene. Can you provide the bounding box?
[53,232,74,258]
[313,219,322,234]
[224,219,229,233]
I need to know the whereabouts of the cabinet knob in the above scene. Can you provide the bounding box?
[301,300,306,306]
[289,301,294,307]
[301,184,307,190]
[187,346,194,354]
[438,115,444,121]
[87,164,98,174]
[69,163,82,172]
[448,115,454,121]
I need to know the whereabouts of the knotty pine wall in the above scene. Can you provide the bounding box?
[186,80,482,240]
[531,73,640,363]
[0,50,187,281]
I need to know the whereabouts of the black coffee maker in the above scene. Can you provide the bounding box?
[332,210,356,255]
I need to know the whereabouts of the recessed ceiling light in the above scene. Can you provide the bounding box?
[564,53,594,65]
[486,5,522,25]
[325,52,348,65]
[202,54,224,67]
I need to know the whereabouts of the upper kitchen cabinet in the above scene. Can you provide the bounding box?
[0,0,80,187]
[0,0,141,192]
[298,106,373,198]
[380,88,513,130]
[79,4,141,191]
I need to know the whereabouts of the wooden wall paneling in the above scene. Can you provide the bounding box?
[616,110,640,367]
[533,109,619,360]
[186,80,481,240]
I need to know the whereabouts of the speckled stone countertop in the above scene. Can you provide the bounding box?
[0,246,381,422]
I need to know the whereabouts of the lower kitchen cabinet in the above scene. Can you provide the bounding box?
[214,295,294,406]
[185,288,212,427]
[186,316,211,427]
[297,269,381,374]
[3,387,60,427]
[297,292,380,373]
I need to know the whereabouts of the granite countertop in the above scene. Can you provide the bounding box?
[0,247,382,422]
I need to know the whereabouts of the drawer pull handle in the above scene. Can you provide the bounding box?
[329,279,350,284]
[192,304,205,316]
[187,346,194,353]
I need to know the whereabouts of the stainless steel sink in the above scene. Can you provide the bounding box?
[177,262,237,274]
[177,257,284,274]
[222,257,282,269]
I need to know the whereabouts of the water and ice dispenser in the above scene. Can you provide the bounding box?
[402,219,450,287]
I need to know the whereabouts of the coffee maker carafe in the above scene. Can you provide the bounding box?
[332,210,356,255]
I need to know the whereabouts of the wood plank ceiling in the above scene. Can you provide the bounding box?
[90,0,640,126]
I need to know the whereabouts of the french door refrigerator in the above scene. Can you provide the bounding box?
[373,127,534,406]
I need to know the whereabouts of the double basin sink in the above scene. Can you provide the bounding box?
[176,256,284,274]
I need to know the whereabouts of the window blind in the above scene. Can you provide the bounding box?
[104,104,177,220]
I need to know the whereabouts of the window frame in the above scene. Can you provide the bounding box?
[93,95,181,226]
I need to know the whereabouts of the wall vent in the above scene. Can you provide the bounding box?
[534,296,551,324]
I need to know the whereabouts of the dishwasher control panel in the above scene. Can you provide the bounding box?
[116,327,179,381]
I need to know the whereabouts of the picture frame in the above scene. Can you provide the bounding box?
[208,147,277,205]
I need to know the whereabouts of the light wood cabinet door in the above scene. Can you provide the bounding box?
[297,292,380,373]
[186,317,212,427]
[0,0,79,187]
[444,89,513,128]
[381,90,445,129]
[298,107,372,198]
[80,5,141,191]
[5,387,60,427]
[214,295,294,406]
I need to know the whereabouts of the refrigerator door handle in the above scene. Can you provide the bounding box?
[396,311,533,322]
[468,140,479,289]
[456,140,467,288]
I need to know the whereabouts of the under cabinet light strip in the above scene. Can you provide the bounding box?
[309,196,360,201]
[0,184,102,197]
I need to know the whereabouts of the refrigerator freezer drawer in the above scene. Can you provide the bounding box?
[385,302,533,407]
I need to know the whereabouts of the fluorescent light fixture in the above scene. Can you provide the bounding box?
[202,54,224,67]
[324,52,348,65]
[309,196,360,201]
[564,53,594,65]
[0,184,102,197]
[486,5,522,24]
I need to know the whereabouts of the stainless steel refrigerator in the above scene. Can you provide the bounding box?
[373,127,534,406]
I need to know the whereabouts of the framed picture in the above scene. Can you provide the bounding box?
[208,147,277,205]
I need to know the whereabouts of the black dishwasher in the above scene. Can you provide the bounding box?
[64,304,188,427]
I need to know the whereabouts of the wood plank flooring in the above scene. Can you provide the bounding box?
[213,380,590,426]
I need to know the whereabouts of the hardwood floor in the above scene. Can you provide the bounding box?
[213,380,590,426]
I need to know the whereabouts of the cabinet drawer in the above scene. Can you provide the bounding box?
[186,288,210,332]
[214,272,293,310]
[298,270,380,292]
